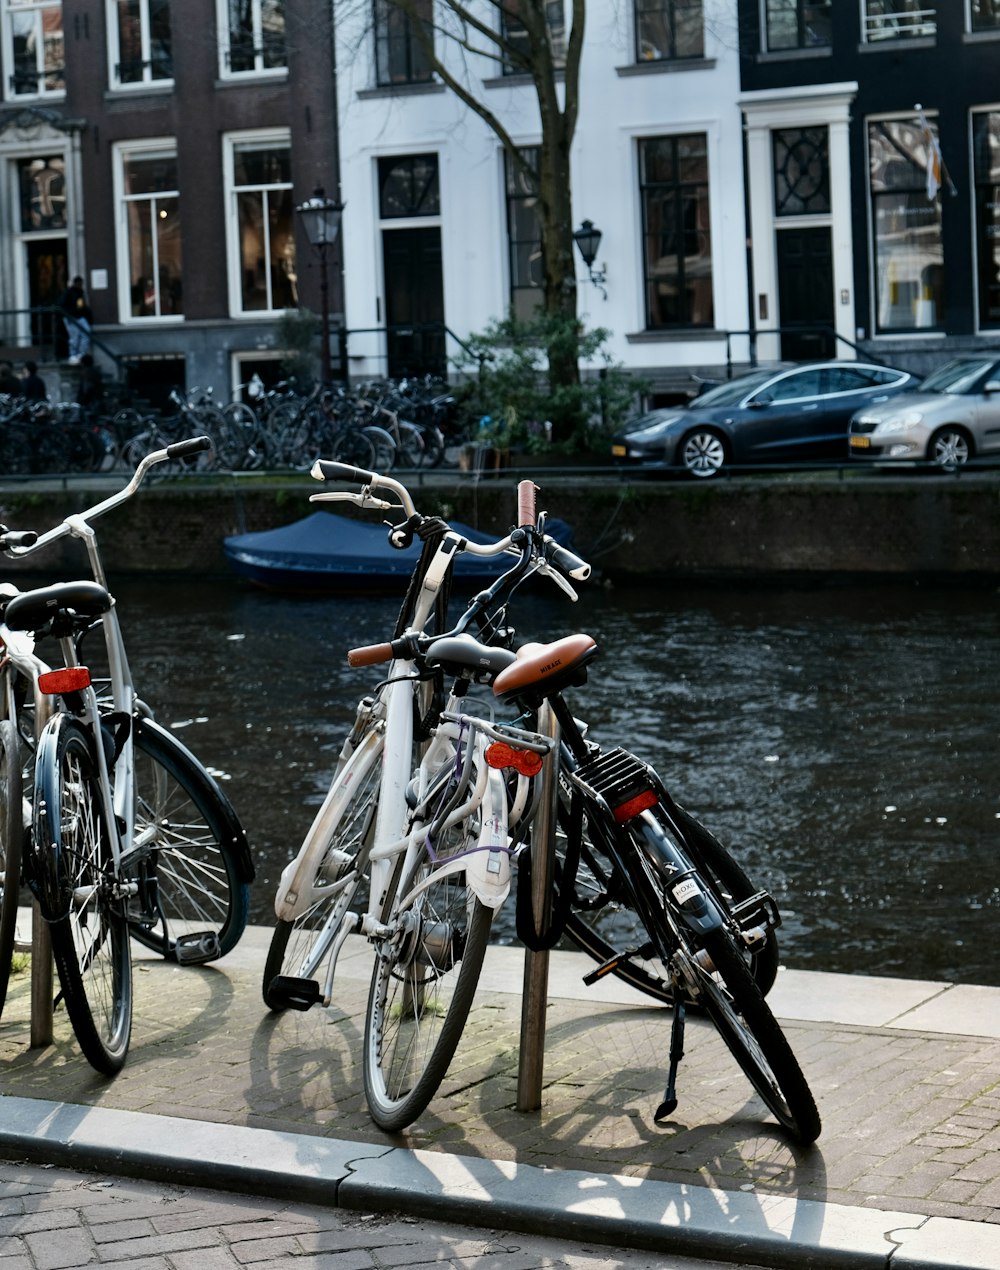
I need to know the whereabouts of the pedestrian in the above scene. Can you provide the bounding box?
[77,354,104,410]
[20,360,47,401]
[0,360,20,396]
[60,274,92,364]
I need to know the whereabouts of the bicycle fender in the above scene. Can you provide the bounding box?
[466,766,510,910]
[30,713,87,922]
[634,817,724,937]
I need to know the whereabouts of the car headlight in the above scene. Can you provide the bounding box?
[628,416,682,441]
[875,411,925,433]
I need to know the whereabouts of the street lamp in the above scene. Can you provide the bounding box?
[295,187,344,383]
[572,219,607,300]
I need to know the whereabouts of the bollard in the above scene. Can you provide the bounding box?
[517,702,560,1112]
[29,900,53,1048]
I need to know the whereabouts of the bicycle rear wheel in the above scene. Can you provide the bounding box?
[362,807,494,1131]
[263,732,381,1010]
[689,928,820,1145]
[35,715,132,1074]
[0,719,24,1018]
[127,716,251,962]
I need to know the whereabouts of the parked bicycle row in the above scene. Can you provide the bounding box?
[0,442,821,1148]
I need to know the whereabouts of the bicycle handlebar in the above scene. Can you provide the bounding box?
[517,480,537,529]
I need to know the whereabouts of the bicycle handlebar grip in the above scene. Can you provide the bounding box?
[545,538,592,582]
[517,480,538,528]
[167,435,211,459]
[347,642,394,667]
[0,530,38,549]
[312,459,376,485]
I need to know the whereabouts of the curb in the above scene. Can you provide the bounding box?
[3,1095,999,1269]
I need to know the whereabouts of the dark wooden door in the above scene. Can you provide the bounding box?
[776,227,834,360]
[382,226,444,378]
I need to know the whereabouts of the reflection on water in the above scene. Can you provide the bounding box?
[110,575,1000,986]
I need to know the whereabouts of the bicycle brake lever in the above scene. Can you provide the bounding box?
[309,491,396,511]
[534,560,579,602]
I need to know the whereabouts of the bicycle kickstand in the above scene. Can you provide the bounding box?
[654,991,686,1123]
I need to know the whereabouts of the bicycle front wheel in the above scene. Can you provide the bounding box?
[35,715,132,1074]
[263,731,382,1010]
[128,716,251,961]
[362,823,494,1131]
[0,719,24,1018]
[691,928,820,1145]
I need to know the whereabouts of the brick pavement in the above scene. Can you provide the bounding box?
[2,930,1000,1238]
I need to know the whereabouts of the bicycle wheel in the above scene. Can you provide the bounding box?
[0,719,24,1019]
[331,425,377,470]
[688,927,821,1145]
[35,715,132,1074]
[419,425,446,468]
[362,795,495,1131]
[127,716,251,961]
[558,790,778,1002]
[396,421,425,468]
[216,403,259,470]
[263,731,382,1010]
[361,425,396,471]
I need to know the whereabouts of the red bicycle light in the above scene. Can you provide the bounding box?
[485,741,544,777]
[612,790,658,823]
[38,667,92,695]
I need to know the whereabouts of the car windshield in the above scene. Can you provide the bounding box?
[918,359,995,394]
[689,369,776,407]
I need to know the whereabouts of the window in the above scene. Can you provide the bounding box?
[863,2,936,42]
[18,155,66,229]
[869,117,944,332]
[219,0,285,76]
[772,127,830,215]
[109,0,172,88]
[764,0,831,51]
[970,0,1000,30]
[377,153,439,217]
[639,133,713,329]
[501,0,565,75]
[766,368,824,401]
[3,0,63,99]
[634,0,702,61]
[228,133,295,314]
[374,0,432,84]
[973,111,1000,328]
[116,141,182,319]
[505,148,543,320]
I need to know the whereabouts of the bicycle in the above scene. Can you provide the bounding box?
[0,437,255,1069]
[263,462,819,1144]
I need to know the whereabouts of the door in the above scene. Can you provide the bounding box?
[776,227,834,360]
[26,240,68,354]
[382,225,444,378]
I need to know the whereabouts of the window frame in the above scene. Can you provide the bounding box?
[504,146,543,320]
[500,0,565,76]
[968,0,1000,31]
[633,0,704,62]
[1,0,64,102]
[861,1,936,44]
[113,136,183,323]
[107,0,174,92]
[373,0,433,86]
[761,0,832,52]
[972,108,1000,330]
[223,128,297,319]
[216,0,286,80]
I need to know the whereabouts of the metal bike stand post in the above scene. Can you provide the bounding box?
[29,900,53,1048]
[517,702,559,1112]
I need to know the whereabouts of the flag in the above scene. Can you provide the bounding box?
[915,104,945,202]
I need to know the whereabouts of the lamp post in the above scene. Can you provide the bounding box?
[295,187,344,383]
[572,219,607,300]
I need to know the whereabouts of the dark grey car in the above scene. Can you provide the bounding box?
[611,362,917,478]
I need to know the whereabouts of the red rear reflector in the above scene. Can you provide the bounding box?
[38,667,91,694]
[485,741,544,777]
[613,790,658,823]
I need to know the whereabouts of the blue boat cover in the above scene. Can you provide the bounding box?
[224,510,574,591]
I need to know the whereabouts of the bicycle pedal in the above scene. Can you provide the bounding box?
[267,975,322,1011]
[173,930,222,965]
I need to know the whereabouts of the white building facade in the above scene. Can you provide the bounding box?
[334,0,752,399]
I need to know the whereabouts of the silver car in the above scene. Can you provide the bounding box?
[849,356,1000,467]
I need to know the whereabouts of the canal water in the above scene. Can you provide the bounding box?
[107,574,999,987]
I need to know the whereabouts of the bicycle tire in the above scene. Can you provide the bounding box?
[361,425,396,472]
[0,719,24,1018]
[396,421,425,469]
[691,927,821,1145]
[558,792,778,1003]
[331,426,377,470]
[420,426,446,468]
[127,716,251,961]
[263,732,382,1010]
[35,714,132,1074]
[362,792,495,1131]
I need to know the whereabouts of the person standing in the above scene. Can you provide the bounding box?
[20,360,47,401]
[60,275,92,364]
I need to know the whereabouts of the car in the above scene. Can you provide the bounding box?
[610,361,918,478]
[849,356,1000,468]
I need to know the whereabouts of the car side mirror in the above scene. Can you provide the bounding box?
[984,380,1000,394]
[748,395,772,409]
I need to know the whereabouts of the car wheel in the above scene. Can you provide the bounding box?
[928,427,972,468]
[679,429,727,479]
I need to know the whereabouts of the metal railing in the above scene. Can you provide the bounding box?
[0,306,124,377]
[722,325,882,379]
